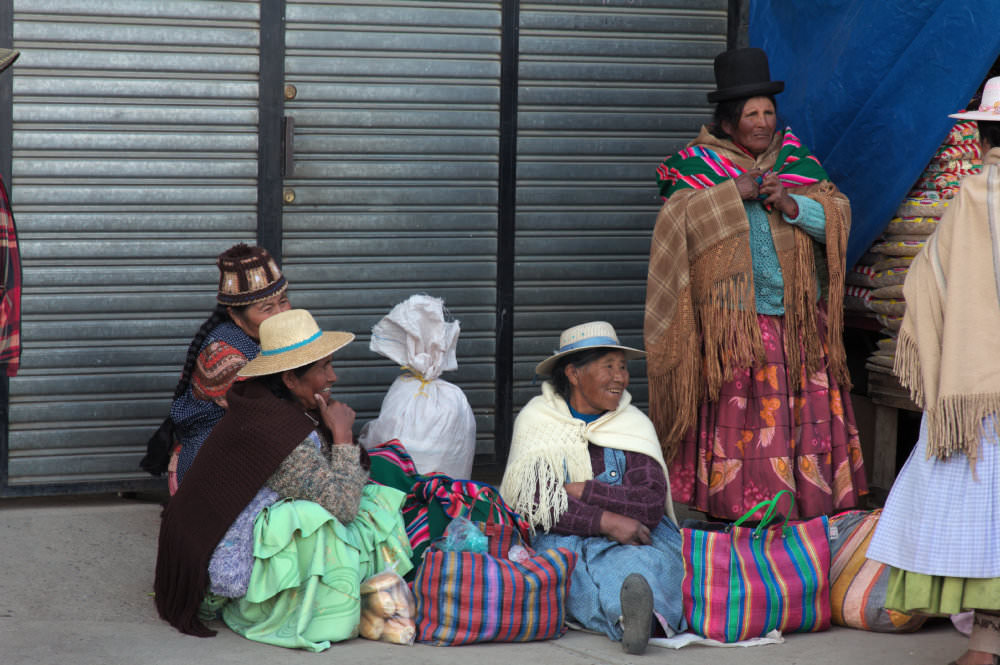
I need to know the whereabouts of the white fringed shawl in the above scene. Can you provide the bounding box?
[500,382,677,531]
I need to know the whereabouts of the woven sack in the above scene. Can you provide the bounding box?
[872,256,913,272]
[886,217,938,236]
[896,198,950,219]
[870,298,906,316]
[871,267,908,289]
[871,285,904,300]
[844,286,873,313]
[870,238,927,257]
[846,264,876,288]
[829,510,927,633]
[875,313,903,332]
[876,337,897,354]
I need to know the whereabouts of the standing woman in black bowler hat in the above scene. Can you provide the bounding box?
[166,243,291,489]
[644,47,867,520]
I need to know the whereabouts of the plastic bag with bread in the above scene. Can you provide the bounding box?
[359,569,416,645]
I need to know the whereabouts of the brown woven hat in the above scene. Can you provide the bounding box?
[216,243,288,307]
[0,49,19,75]
[238,309,354,377]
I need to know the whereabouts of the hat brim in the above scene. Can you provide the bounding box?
[707,80,784,104]
[0,49,18,75]
[237,331,355,377]
[948,110,1000,122]
[535,345,645,378]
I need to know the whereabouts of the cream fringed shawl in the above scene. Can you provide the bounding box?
[499,381,677,532]
[645,127,852,463]
[894,148,1000,469]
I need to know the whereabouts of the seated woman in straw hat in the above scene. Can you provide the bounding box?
[154,309,412,651]
[500,321,685,655]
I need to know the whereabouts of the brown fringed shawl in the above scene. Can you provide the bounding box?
[645,127,851,462]
[894,148,1000,470]
[153,380,314,637]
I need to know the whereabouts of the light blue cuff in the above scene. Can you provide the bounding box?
[784,194,826,243]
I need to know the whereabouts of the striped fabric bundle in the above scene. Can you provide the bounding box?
[367,440,532,578]
[413,520,577,645]
[681,491,831,642]
[829,509,926,632]
[656,127,828,201]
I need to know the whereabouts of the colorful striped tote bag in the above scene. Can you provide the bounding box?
[681,490,832,642]
[412,519,577,645]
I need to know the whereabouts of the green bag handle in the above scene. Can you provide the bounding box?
[731,489,795,534]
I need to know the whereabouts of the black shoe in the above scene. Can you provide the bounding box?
[620,573,653,655]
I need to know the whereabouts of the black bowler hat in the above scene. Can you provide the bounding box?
[707,47,784,104]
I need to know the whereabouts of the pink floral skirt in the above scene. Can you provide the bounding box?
[669,309,867,521]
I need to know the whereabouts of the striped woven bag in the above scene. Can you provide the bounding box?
[681,490,832,642]
[412,519,577,645]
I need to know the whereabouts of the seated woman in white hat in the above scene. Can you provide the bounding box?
[153,309,412,651]
[500,321,685,655]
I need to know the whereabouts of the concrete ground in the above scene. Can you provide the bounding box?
[0,493,965,665]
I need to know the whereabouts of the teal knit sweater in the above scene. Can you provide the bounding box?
[747,193,826,315]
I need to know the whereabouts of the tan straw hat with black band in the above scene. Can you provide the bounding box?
[0,49,19,75]
[237,309,354,377]
[535,320,645,377]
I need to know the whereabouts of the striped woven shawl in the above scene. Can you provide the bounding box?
[645,126,851,462]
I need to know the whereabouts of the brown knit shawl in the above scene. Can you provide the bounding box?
[153,379,314,637]
[644,127,852,463]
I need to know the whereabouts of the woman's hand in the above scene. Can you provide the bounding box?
[760,173,799,218]
[314,392,356,444]
[564,481,586,500]
[599,510,652,546]
[734,168,764,200]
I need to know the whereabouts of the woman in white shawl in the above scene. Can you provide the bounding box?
[868,79,1000,665]
[500,321,685,655]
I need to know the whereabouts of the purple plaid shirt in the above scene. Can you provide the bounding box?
[551,444,667,536]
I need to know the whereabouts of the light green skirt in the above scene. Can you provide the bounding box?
[885,567,1000,616]
[201,484,412,652]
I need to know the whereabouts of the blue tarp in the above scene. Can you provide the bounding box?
[749,1,1000,267]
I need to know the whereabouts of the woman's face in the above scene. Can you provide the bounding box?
[282,354,337,410]
[565,350,629,415]
[723,96,777,156]
[229,290,291,340]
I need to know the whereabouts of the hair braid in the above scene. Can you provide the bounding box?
[172,304,232,399]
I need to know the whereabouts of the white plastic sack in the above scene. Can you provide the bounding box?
[358,295,476,478]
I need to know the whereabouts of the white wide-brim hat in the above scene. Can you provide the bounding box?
[535,320,645,377]
[238,309,354,377]
[950,76,1000,122]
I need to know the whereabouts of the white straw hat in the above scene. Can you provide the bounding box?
[535,321,645,377]
[950,76,1000,122]
[237,309,354,377]
[0,49,18,75]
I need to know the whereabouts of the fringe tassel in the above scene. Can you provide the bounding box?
[924,393,1000,475]
[820,183,852,389]
[892,329,925,408]
[699,272,764,400]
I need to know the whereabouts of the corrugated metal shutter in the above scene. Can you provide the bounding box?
[6,0,261,491]
[280,2,503,459]
[513,1,726,410]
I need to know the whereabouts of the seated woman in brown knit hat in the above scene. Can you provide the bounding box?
[163,243,291,492]
[154,309,412,651]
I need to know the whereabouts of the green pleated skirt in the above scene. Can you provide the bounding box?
[885,567,1000,616]
[201,483,412,652]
